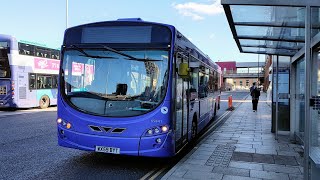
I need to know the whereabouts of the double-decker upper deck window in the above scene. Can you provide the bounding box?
[19,43,60,60]
[51,50,60,60]
[18,43,35,56]
[35,47,51,58]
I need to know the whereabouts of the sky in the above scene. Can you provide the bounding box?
[1,0,261,62]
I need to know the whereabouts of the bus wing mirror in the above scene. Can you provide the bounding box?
[178,63,189,77]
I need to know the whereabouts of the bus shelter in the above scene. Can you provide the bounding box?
[221,0,320,179]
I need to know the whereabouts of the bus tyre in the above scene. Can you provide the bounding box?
[39,95,50,109]
[191,120,197,140]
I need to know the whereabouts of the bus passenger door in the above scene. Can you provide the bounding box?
[174,53,189,151]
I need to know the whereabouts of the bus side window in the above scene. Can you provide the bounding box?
[37,76,43,89]
[45,76,53,88]
[52,75,58,88]
[29,73,37,90]
[199,66,209,98]
[208,69,214,93]
[214,70,219,91]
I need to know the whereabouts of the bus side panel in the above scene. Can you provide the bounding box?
[10,54,59,108]
[198,98,210,132]
[11,65,36,108]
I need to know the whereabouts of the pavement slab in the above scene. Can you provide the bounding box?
[161,93,304,180]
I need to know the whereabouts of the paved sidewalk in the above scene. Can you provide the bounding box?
[162,93,304,180]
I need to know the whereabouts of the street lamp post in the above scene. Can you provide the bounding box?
[258,54,260,85]
[66,0,69,29]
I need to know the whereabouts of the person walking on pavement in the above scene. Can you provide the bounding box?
[250,82,260,112]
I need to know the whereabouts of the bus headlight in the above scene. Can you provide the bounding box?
[57,118,72,129]
[145,125,169,136]
[147,129,153,135]
[154,128,160,133]
[57,118,62,124]
[161,125,168,132]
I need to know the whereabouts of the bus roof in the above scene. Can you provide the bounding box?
[63,18,220,71]
[0,34,59,50]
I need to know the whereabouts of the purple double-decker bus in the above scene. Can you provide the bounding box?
[57,18,221,157]
[0,34,60,109]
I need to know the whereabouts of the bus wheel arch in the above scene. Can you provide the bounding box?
[39,95,50,109]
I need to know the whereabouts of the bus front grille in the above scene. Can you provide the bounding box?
[88,125,126,134]
[89,125,102,132]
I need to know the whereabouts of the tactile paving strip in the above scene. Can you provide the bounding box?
[205,145,236,167]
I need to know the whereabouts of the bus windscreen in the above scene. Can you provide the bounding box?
[62,48,169,117]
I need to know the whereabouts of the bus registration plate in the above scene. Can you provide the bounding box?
[95,146,120,154]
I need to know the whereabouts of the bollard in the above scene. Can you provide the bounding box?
[227,95,234,111]
[228,95,233,108]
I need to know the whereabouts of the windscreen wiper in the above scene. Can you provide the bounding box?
[96,44,163,62]
[67,91,111,101]
[70,45,117,59]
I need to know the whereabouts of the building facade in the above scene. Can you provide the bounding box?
[216,61,264,91]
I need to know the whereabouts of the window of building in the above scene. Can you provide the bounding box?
[240,81,243,86]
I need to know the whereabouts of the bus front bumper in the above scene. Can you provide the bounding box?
[58,127,174,157]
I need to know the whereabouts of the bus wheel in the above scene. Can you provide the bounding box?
[191,120,197,140]
[39,95,50,109]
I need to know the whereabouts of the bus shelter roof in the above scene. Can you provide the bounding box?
[221,0,320,56]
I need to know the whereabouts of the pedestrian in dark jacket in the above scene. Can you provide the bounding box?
[250,82,260,112]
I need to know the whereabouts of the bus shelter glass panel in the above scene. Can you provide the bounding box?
[240,40,304,50]
[295,58,305,139]
[236,26,305,38]
[311,7,320,38]
[230,6,305,24]
[311,48,320,151]
[272,56,290,131]
[242,47,297,56]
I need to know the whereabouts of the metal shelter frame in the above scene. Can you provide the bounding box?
[221,0,320,179]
